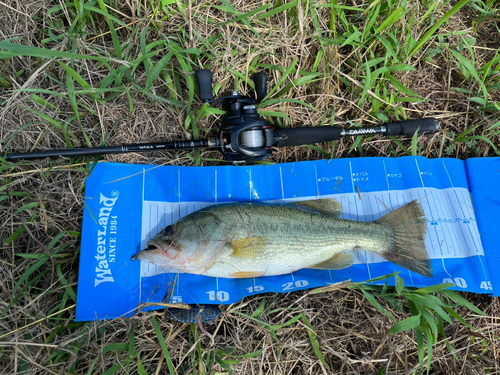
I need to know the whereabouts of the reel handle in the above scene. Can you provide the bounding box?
[196,69,213,102]
[254,72,268,103]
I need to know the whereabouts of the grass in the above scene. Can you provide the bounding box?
[1,0,500,374]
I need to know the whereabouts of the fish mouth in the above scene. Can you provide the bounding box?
[131,238,177,261]
[131,240,168,261]
[146,240,161,251]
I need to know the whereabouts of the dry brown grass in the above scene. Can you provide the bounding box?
[1,0,500,374]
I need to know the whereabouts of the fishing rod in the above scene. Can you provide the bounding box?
[3,69,439,163]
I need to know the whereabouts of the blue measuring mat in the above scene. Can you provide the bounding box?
[75,156,493,321]
[466,157,500,296]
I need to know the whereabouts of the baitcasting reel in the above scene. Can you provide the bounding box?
[195,69,273,162]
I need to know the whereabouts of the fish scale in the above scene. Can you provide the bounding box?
[202,203,392,277]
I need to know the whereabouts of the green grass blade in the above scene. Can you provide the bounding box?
[259,98,316,110]
[102,364,121,375]
[458,135,499,155]
[56,263,77,302]
[140,28,153,92]
[444,307,474,329]
[97,0,123,60]
[450,49,488,103]
[258,110,291,125]
[86,357,99,375]
[257,0,298,19]
[23,107,63,131]
[221,3,271,26]
[420,0,440,24]
[30,94,57,108]
[341,29,362,47]
[272,73,323,99]
[302,315,330,370]
[404,294,452,324]
[409,0,470,58]
[411,128,419,156]
[14,201,39,215]
[415,304,438,341]
[374,7,406,34]
[137,354,148,375]
[304,145,331,159]
[102,343,129,355]
[394,272,404,295]
[252,298,266,318]
[389,135,410,155]
[243,348,265,358]
[316,3,363,11]
[363,3,381,42]
[414,283,455,294]
[359,57,372,106]
[219,0,261,36]
[359,286,394,321]
[387,74,424,98]
[267,58,298,98]
[390,313,421,333]
[421,318,433,374]
[149,51,174,86]
[82,5,129,29]
[310,0,322,40]
[375,35,397,61]
[229,68,255,90]
[440,290,487,315]
[4,214,38,244]
[150,316,176,374]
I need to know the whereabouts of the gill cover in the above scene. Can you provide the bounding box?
[132,209,228,273]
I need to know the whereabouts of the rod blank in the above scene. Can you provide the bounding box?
[3,140,211,161]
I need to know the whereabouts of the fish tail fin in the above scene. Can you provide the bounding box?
[376,200,433,277]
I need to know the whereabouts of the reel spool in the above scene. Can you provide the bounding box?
[240,129,265,148]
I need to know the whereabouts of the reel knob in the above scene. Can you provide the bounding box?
[253,73,268,103]
[196,69,213,102]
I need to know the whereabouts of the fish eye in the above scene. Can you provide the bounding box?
[163,226,174,236]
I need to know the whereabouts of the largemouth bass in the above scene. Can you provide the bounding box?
[132,199,432,278]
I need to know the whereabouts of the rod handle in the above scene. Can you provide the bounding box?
[196,69,213,101]
[254,72,268,103]
[384,118,439,136]
[274,127,342,147]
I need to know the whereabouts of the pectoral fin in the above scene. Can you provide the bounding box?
[230,236,269,259]
[293,198,342,218]
[309,253,355,270]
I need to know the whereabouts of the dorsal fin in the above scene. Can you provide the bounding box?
[292,198,342,218]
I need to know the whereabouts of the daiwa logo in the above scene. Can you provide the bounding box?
[94,192,119,287]
[348,128,377,135]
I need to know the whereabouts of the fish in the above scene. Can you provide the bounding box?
[131,199,433,278]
